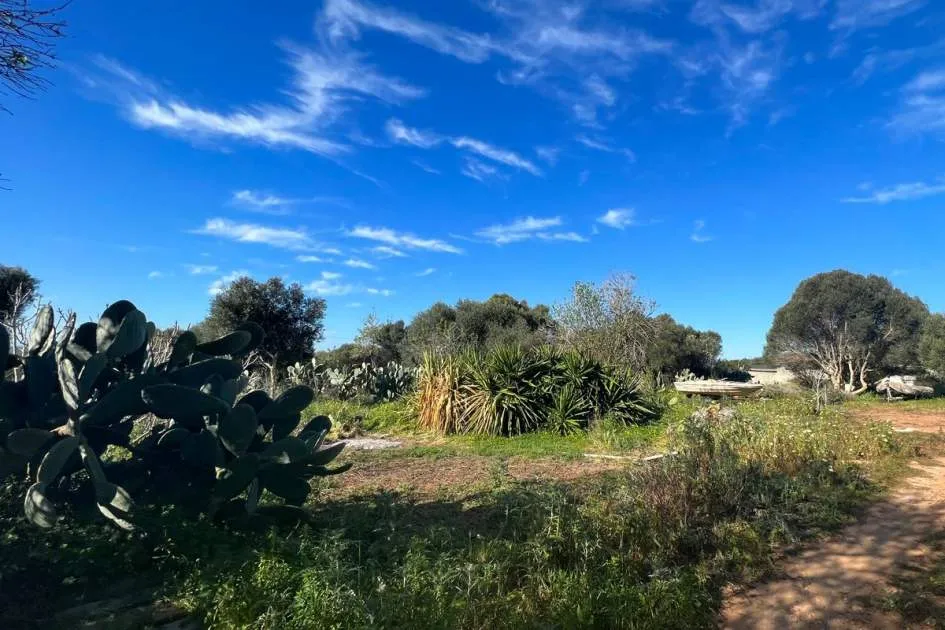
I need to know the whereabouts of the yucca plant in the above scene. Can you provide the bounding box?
[461,346,545,436]
[599,366,657,425]
[546,383,591,436]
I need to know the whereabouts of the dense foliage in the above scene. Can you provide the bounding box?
[195,277,326,388]
[414,346,656,436]
[647,314,722,379]
[765,270,928,393]
[0,299,346,530]
[554,273,655,371]
[919,314,945,377]
[403,294,552,363]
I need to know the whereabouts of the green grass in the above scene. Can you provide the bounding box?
[1,396,935,629]
[844,393,945,413]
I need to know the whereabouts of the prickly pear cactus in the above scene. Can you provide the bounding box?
[0,300,348,530]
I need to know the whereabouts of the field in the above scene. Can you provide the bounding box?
[3,395,943,629]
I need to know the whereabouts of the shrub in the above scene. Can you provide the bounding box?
[412,346,656,436]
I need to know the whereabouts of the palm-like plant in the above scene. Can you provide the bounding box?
[547,383,591,435]
[461,346,545,436]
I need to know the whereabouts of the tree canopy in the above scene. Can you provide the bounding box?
[646,314,722,378]
[403,294,552,362]
[553,274,655,370]
[919,314,945,376]
[0,264,39,320]
[765,270,928,392]
[196,276,326,371]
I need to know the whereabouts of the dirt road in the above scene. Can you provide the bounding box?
[722,408,945,629]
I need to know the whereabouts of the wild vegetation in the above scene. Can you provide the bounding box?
[1,266,944,628]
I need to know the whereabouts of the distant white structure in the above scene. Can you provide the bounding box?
[747,366,796,386]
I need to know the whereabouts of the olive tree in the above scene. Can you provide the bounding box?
[765,270,928,394]
[919,314,945,377]
[553,273,655,370]
[195,276,326,392]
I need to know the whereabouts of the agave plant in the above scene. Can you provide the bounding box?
[0,300,348,530]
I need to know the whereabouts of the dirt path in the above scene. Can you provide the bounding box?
[722,413,945,629]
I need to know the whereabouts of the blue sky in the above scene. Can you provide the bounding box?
[4,0,945,357]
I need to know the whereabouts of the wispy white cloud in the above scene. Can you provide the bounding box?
[322,0,672,126]
[832,0,926,32]
[194,218,330,251]
[535,146,560,165]
[346,302,363,308]
[344,258,377,270]
[415,267,436,277]
[461,157,505,183]
[690,0,824,34]
[889,68,945,137]
[296,255,326,263]
[372,245,407,258]
[306,271,353,296]
[904,69,945,93]
[578,169,590,185]
[349,225,463,254]
[475,216,588,245]
[186,264,219,275]
[576,134,636,161]
[89,42,424,158]
[386,119,542,176]
[411,160,441,175]
[385,118,443,148]
[366,287,395,296]
[231,190,296,215]
[597,208,637,229]
[841,178,945,204]
[209,270,250,296]
[690,219,713,243]
[147,271,165,280]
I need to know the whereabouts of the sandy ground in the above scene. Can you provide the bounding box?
[721,407,945,629]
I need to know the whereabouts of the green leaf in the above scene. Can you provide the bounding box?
[234,322,264,356]
[195,331,252,357]
[141,384,229,420]
[25,483,56,528]
[271,412,302,442]
[37,437,80,484]
[80,374,164,427]
[258,465,310,506]
[236,390,272,413]
[258,386,315,423]
[79,443,107,484]
[78,353,108,402]
[106,310,148,359]
[6,428,54,457]
[72,322,98,355]
[95,482,135,530]
[156,427,192,449]
[298,415,332,437]
[168,330,198,367]
[28,305,54,355]
[25,354,56,409]
[218,378,243,408]
[299,442,346,467]
[96,300,138,353]
[214,454,259,500]
[181,430,220,469]
[169,359,242,388]
[219,404,258,455]
[261,437,310,463]
[58,357,79,411]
